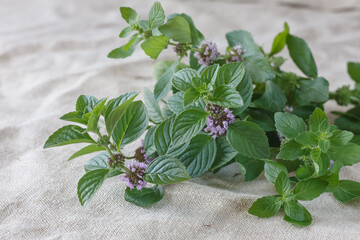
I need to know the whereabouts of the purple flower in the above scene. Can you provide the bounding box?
[283,105,294,113]
[107,153,125,168]
[134,139,153,165]
[194,40,220,66]
[226,44,246,63]
[121,161,148,190]
[204,104,235,138]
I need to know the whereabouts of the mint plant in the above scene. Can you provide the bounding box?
[44,2,360,227]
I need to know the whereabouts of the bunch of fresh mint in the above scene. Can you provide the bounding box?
[44,2,360,226]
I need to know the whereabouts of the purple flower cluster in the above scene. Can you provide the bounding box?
[120,140,153,190]
[204,104,235,138]
[120,161,148,190]
[226,45,246,63]
[283,105,294,113]
[194,40,220,66]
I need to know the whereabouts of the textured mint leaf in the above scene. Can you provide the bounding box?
[172,109,208,146]
[158,16,191,43]
[248,196,282,218]
[201,64,219,86]
[211,137,237,170]
[328,143,360,166]
[275,112,307,139]
[105,92,139,119]
[236,154,264,182]
[172,68,200,92]
[184,87,200,106]
[148,2,165,29]
[154,59,179,101]
[76,95,99,113]
[309,108,328,132]
[329,130,354,146]
[178,134,216,177]
[120,7,138,24]
[318,139,330,153]
[296,78,329,104]
[270,22,289,56]
[144,155,190,184]
[87,98,107,133]
[232,73,253,115]
[124,185,164,207]
[144,88,163,124]
[119,26,132,38]
[284,201,312,226]
[294,178,328,201]
[287,34,317,78]
[264,161,288,184]
[277,140,303,160]
[44,125,95,149]
[77,169,110,206]
[332,180,360,202]
[254,81,286,112]
[154,116,175,155]
[275,171,290,195]
[68,145,105,161]
[295,132,318,146]
[167,92,185,114]
[347,62,360,83]
[227,120,269,159]
[144,126,157,155]
[141,36,169,59]
[215,62,245,88]
[108,34,142,59]
[209,86,243,108]
[60,111,87,125]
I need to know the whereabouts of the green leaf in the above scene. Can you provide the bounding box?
[226,30,275,83]
[154,116,175,155]
[284,201,312,226]
[60,111,87,125]
[287,34,317,78]
[105,93,138,135]
[329,130,354,146]
[347,62,360,83]
[124,185,164,207]
[184,87,201,106]
[148,2,165,29]
[158,16,192,43]
[318,139,330,153]
[275,172,290,195]
[154,59,179,101]
[84,152,109,172]
[270,22,289,56]
[275,112,307,139]
[178,134,216,177]
[144,126,157,155]
[211,137,237,170]
[227,120,269,159]
[328,143,360,166]
[119,26,132,38]
[233,73,253,115]
[296,78,329,104]
[112,101,149,149]
[209,86,243,108]
[254,81,286,112]
[144,88,163,124]
[76,95,99,113]
[172,68,200,92]
[87,98,107,133]
[264,161,288,184]
[144,155,190,184]
[167,92,185,114]
[295,132,318,146]
[277,140,304,160]
[152,60,188,80]
[77,169,110,206]
[248,196,282,218]
[201,64,219,85]
[293,178,328,201]
[236,154,264,182]
[108,34,142,59]
[310,148,322,163]
[296,165,314,180]
[167,140,190,157]
[44,125,95,149]
[332,180,360,202]
[172,109,208,146]
[105,92,139,119]
[215,62,245,88]
[309,108,328,132]
[68,145,105,161]
[120,7,138,24]
[141,36,169,59]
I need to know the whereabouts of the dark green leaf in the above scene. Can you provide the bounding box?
[309,108,328,132]
[275,112,307,139]
[233,73,253,115]
[296,78,329,104]
[144,126,157,155]
[184,87,200,106]
[211,137,237,170]
[332,180,360,202]
[277,140,303,160]
[124,185,164,207]
[294,178,328,201]
[76,95,99,113]
[144,88,163,124]
[148,2,165,29]
[347,62,360,83]
[264,160,288,184]
[68,145,105,161]
[172,68,200,92]
[236,154,264,182]
[154,59,179,101]
[201,64,219,85]
[154,116,175,155]
[284,201,312,226]
[328,143,360,166]
[209,86,243,108]
[167,92,185,114]
[215,62,245,88]
[275,171,290,195]
[248,196,282,218]
[270,22,289,56]
[158,16,191,43]
[60,111,87,125]
[254,81,286,112]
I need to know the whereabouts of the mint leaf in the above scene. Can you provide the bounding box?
[148,2,165,29]
[295,132,318,146]
[76,95,99,113]
[167,92,185,114]
[154,59,179,101]
[44,125,95,149]
[296,78,329,104]
[270,22,289,56]
[275,171,290,195]
[254,81,286,112]
[172,68,200,92]
[144,88,163,124]
[211,137,237,170]
[112,101,148,149]
[277,140,303,160]
[141,36,169,59]
[328,143,360,166]
[329,130,354,146]
[77,169,110,206]
[236,154,264,182]
[178,134,216,177]
[144,126,157,155]
[209,86,243,108]
[248,196,282,218]
[227,120,270,159]
[318,139,330,153]
[309,108,328,132]
[172,109,208,146]
[68,145,105,161]
[184,87,200,106]
[120,7,138,24]
[87,98,107,133]
[275,112,307,139]
[108,34,142,59]
[287,34,317,78]
[264,161,288,184]
[201,64,219,86]
[105,92,139,119]
[233,73,253,115]
[332,180,360,202]
[158,16,192,43]
[284,201,312,226]
[144,155,190,184]
[294,178,328,201]
[154,116,175,155]
[347,62,360,83]
[124,185,164,207]
[119,26,132,38]
[215,62,245,88]
[60,111,87,125]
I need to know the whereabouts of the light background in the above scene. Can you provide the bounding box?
[1,0,359,239]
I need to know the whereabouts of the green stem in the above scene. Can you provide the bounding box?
[190,48,203,53]
[168,41,177,46]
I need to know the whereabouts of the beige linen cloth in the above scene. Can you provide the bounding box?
[1,0,360,239]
